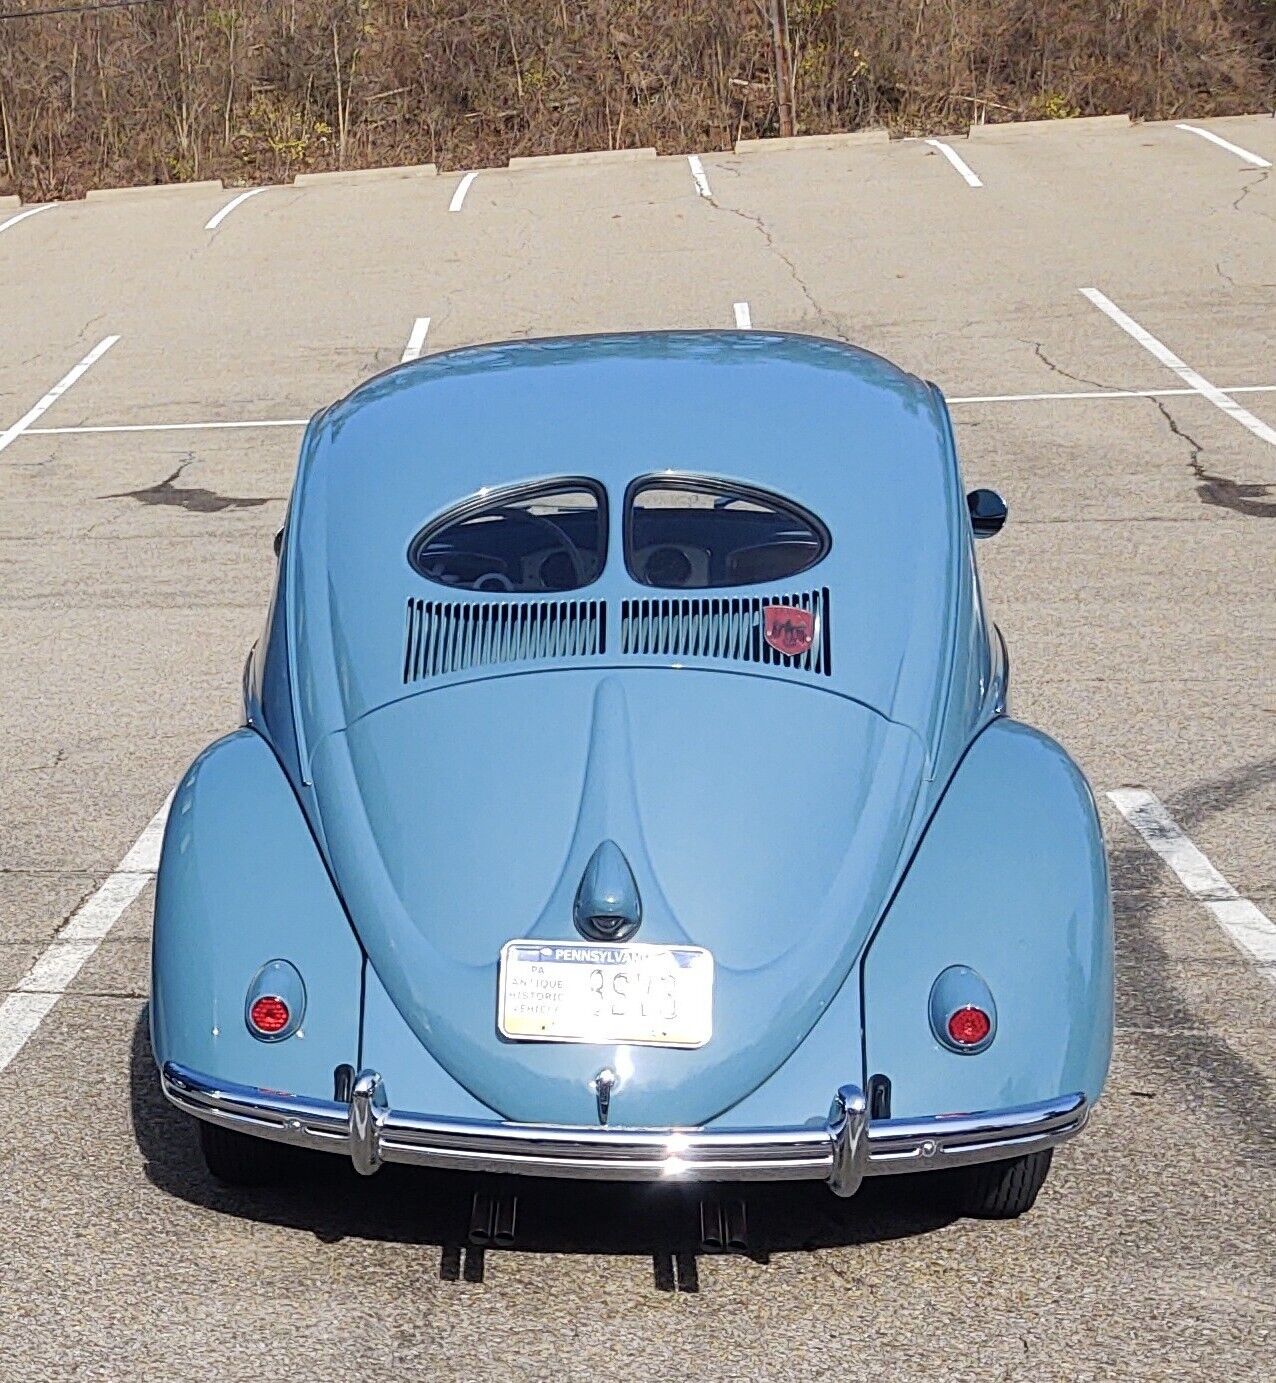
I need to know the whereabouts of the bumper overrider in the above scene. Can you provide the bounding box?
[162,1063,1088,1196]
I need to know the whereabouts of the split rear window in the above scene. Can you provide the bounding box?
[408,475,828,594]
[625,478,829,589]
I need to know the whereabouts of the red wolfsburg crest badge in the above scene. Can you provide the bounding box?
[763,604,815,657]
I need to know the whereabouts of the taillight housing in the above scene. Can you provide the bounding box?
[244,959,305,1042]
[929,965,997,1054]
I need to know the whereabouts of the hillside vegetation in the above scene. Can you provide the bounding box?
[1,0,1273,199]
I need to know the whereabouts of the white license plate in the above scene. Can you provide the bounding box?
[497,940,714,1049]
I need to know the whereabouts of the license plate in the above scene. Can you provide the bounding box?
[497,940,714,1049]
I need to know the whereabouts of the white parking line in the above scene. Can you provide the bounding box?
[16,382,1276,439]
[0,336,120,455]
[0,204,54,237]
[948,384,1276,405]
[27,418,310,435]
[924,139,983,187]
[1108,789,1276,983]
[688,155,713,199]
[1174,123,1272,170]
[204,187,269,231]
[448,171,478,212]
[401,317,432,362]
[0,797,171,1075]
[733,302,752,329]
[1082,287,1276,448]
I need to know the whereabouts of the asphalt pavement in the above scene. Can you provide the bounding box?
[1,114,1273,1380]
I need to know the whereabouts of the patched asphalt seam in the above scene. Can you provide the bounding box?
[21,747,66,773]
[1029,341,1112,392]
[102,457,278,514]
[1153,398,1276,519]
[1231,168,1270,216]
[1153,398,1206,469]
[698,190,835,334]
[1194,473,1276,518]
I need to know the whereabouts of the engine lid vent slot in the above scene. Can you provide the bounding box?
[403,597,607,682]
[620,588,831,676]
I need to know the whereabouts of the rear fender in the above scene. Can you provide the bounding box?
[862,719,1113,1119]
[151,729,363,1098]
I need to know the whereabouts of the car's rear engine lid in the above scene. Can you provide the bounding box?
[309,671,926,1127]
[287,334,960,762]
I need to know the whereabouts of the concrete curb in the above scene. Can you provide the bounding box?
[293,163,437,185]
[508,148,657,169]
[734,129,889,155]
[967,113,1132,141]
[85,179,225,202]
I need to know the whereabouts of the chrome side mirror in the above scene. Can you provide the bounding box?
[967,488,1007,539]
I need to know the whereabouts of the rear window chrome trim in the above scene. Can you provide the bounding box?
[622,471,831,591]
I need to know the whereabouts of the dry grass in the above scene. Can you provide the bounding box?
[1,0,1273,199]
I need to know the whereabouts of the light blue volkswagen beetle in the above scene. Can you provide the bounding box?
[152,332,1113,1225]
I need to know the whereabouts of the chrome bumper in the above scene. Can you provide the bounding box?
[161,1062,1087,1198]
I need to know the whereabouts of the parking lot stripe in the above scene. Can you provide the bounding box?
[0,797,171,1075]
[688,155,713,199]
[204,187,269,231]
[17,383,1276,439]
[401,317,432,362]
[448,171,478,212]
[924,139,983,187]
[1082,288,1276,448]
[1108,789,1276,983]
[0,204,54,237]
[733,302,752,329]
[27,418,310,435]
[1174,123,1272,170]
[0,335,120,455]
[948,384,1276,404]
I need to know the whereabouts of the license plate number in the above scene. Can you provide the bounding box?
[497,941,714,1049]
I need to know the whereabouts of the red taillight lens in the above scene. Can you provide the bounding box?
[947,1005,991,1046]
[248,995,290,1035]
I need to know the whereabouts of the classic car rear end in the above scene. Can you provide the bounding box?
[151,332,1113,1219]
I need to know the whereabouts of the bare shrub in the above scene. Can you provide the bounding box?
[0,0,1272,199]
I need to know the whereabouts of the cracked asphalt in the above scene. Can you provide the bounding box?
[0,115,1273,1380]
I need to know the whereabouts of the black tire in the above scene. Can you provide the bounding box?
[958,1149,1053,1219]
[197,1118,294,1186]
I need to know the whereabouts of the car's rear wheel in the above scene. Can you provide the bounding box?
[197,1119,294,1186]
[957,1149,1053,1219]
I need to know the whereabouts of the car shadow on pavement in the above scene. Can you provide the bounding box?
[128,1009,957,1282]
